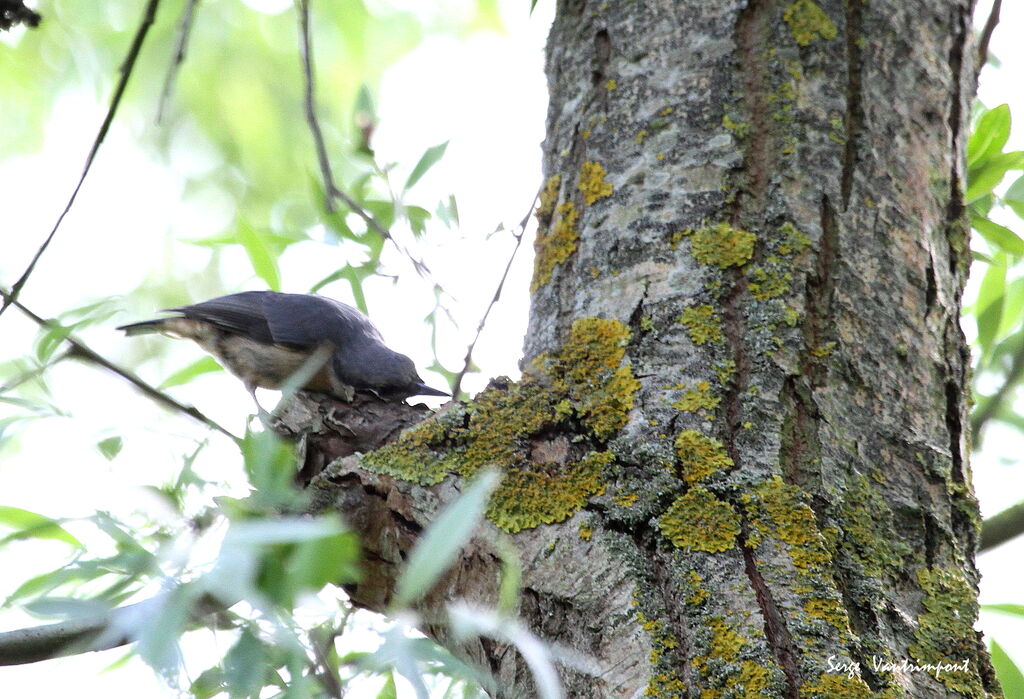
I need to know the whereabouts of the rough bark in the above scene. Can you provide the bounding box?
[292,1,1000,697]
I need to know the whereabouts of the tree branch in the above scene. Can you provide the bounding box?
[0,286,238,443]
[156,0,201,124]
[975,0,1002,80]
[980,500,1024,552]
[0,0,162,320]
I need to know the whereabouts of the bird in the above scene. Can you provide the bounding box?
[117,291,449,410]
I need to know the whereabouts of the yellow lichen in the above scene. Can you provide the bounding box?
[614,492,638,507]
[672,381,721,412]
[743,476,831,571]
[690,222,756,269]
[532,201,579,292]
[636,129,648,144]
[674,430,733,483]
[660,489,740,552]
[722,114,750,137]
[713,360,736,384]
[776,222,810,256]
[579,160,613,205]
[908,568,986,696]
[803,597,850,633]
[365,318,640,534]
[810,341,836,357]
[659,106,674,116]
[784,0,838,46]
[747,264,793,300]
[679,305,724,345]
[605,78,617,90]
[535,175,561,222]
[578,521,593,541]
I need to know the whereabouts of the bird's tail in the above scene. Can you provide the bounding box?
[116,319,168,336]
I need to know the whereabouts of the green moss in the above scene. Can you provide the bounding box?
[364,318,640,534]
[674,430,733,483]
[672,381,721,412]
[531,201,579,292]
[660,489,741,552]
[579,160,613,205]
[798,674,873,698]
[679,305,724,345]
[784,0,838,46]
[908,568,986,696]
[690,222,757,269]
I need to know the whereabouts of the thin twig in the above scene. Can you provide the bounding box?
[156,0,201,124]
[976,0,1002,80]
[0,0,162,321]
[296,0,390,244]
[309,626,344,699]
[0,287,239,443]
[450,191,539,398]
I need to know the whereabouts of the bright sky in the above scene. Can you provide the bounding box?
[2,0,1024,695]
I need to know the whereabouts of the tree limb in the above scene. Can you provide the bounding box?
[976,0,1002,80]
[980,499,1024,551]
[0,0,162,320]
[156,0,201,123]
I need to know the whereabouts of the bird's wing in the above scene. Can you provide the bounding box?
[168,291,279,345]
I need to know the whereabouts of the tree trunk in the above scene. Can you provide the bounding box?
[294,0,1001,696]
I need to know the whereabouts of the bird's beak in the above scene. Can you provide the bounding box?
[414,383,450,397]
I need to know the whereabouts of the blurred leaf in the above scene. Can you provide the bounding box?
[976,256,1007,353]
[377,672,398,699]
[982,603,1024,618]
[237,223,281,290]
[407,205,431,236]
[990,639,1024,699]
[159,356,223,389]
[240,427,302,506]
[286,529,362,592]
[405,141,449,192]
[967,151,1024,204]
[495,536,522,617]
[392,469,500,610]
[224,628,268,697]
[968,104,1011,169]
[973,216,1024,256]
[1006,174,1024,219]
[25,596,110,619]
[0,506,82,547]
[436,195,459,228]
[191,666,226,699]
[96,436,123,461]
[136,589,192,680]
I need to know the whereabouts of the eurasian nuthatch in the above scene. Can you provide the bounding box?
[118,291,448,408]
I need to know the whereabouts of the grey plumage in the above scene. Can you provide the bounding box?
[118,291,448,406]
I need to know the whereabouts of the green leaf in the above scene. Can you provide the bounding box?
[392,469,501,610]
[967,151,1024,204]
[0,506,82,547]
[96,436,123,461]
[976,255,1007,353]
[224,629,268,697]
[968,104,1011,169]
[190,666,226,699]
[972,216,1024,256]
[376,672,398,699]
[982,603,1024,619]
[237,223,281,290]
[990,639,1024,699]
[158,356,223,389]
[286,529,361,592]
[407,205,431,236]
[1006,174,1024,219]
[405,141,449,191]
